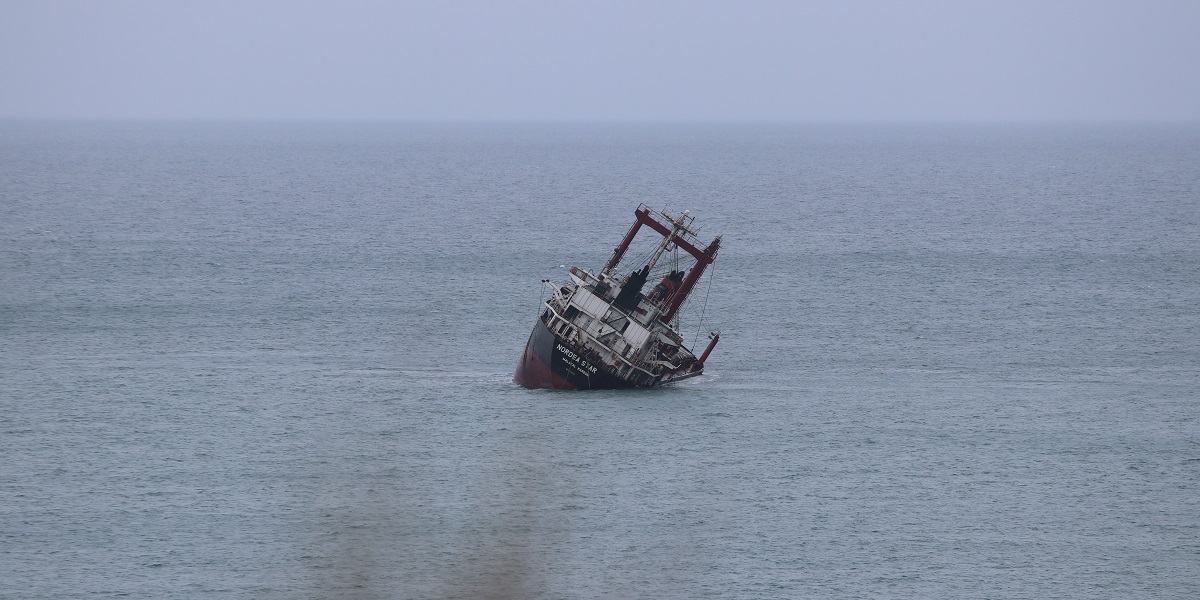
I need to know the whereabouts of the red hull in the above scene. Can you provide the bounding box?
[513,324,579,390]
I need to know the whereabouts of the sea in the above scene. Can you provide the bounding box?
[2,121,1198,599]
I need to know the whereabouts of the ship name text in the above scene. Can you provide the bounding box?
[556,343,599,374]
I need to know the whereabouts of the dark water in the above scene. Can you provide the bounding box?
[2,121,1198,598]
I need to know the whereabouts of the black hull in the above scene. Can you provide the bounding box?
[514,319,647,390]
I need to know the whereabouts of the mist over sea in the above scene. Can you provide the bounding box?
[2,121,1198,599]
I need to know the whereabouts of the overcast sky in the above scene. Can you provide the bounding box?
[2,0,1198,121]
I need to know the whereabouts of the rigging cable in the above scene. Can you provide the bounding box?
[691,262,715,349]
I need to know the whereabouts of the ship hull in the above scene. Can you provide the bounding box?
[513,319,642,390]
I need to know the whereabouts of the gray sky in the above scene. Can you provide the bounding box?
[3,0,1198,121]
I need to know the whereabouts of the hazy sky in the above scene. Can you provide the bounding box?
[3,0,1198,121]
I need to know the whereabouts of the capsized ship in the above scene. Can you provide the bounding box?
[514,205,721,390]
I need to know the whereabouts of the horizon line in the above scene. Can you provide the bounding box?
[3,116,1199,126]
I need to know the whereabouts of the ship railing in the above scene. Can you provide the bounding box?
[646,359,680,372]
[571,266,618,291]
[542,279,572,309]
[543,299,570,325]
[572,325,658,378]
[569,265,597,283]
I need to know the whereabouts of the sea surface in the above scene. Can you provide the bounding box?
[2,121,1198,599]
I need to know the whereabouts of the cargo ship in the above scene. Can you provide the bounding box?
[514,205,721,390]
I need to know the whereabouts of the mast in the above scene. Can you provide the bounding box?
[645,210,691,271]
[634,210,709,264]
[605,206,705,275]
[697,332,720,366]
[662,235,720,322]
[603,205,719,322]
[602,208,648,275]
